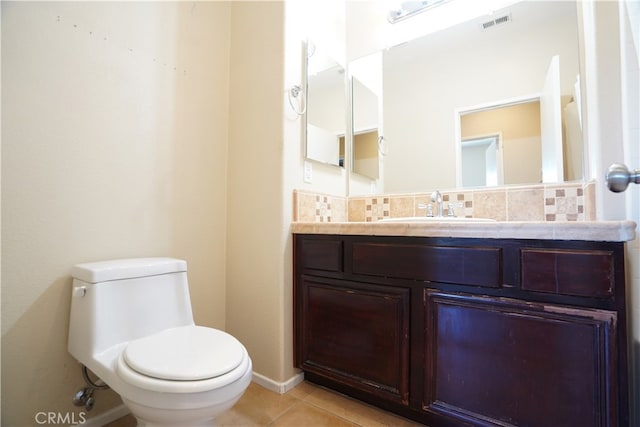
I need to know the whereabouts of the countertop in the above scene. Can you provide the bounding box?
[291,220,637,242]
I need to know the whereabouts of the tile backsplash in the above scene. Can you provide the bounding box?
[293,191,348,223]
[293,181,595,223]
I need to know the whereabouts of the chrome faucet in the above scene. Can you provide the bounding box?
[431,190,443,217]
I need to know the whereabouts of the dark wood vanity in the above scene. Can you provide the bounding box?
[293,232,629,426]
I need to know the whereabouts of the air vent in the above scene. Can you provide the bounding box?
[481,13,512,30]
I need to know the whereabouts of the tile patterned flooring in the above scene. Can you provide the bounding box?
[104,381,423,426]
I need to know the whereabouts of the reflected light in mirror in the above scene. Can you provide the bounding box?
[387,0,451,23]
[382,0,522,50]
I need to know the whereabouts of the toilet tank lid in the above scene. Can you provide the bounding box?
[71,257,187,283]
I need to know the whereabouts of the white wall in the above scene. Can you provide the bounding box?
[620,1,640,424]
[577,0,639,423]
[1,2,231,424]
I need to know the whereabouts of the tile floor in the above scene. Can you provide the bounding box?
[104,381,423,426]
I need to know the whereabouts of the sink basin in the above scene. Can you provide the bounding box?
[379,216,496,223]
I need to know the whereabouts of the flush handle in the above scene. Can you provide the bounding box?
[73,286,87,297]
[606,163,640,193]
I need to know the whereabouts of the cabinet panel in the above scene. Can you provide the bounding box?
[352,243,501,287]
[521,248,614,297]
[424,290,617,427]
[299,238,343,272]
[294,234,628,427]
[299,277,410,404]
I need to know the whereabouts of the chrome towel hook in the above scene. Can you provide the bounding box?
[288,84,306,115]
[606,163,640,193]
[378,135,388,156]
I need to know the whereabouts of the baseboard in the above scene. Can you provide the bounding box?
[81,404,130,426]
[252,371,305,394]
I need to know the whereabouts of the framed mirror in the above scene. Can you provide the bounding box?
[349,51,382,180]
[346,0,582,194]
[305,41,346,168]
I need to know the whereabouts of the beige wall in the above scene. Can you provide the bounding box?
[1,2,231,424]
[353,131,379,179]
[225,1,293,383]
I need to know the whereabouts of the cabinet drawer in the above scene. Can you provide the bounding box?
[521,248,614,297]
[352,243,501,287]
[299,238,343,272]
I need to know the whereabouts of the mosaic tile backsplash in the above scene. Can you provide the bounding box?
[293,191,348,223]
[293,182,595,223]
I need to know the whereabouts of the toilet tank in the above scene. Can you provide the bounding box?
[68,258,194,362]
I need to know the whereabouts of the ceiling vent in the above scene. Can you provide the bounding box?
[481,13,512,30]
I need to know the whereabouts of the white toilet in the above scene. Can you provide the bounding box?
[67,257,252,427]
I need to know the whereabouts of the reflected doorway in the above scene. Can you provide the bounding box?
[461,134,503,187]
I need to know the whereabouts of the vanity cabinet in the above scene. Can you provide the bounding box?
[293,234,629,427]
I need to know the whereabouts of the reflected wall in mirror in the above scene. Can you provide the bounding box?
[352,78,380,179]
[456,56,584,188]
[305,41,346,167]
[347,0,582,194]
[460,99,541,187]
[461,134,503,187]
[349,51,382,180]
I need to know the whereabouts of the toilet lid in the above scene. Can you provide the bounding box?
[123,326,244,381]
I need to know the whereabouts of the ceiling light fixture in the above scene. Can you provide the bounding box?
[387,0,452,23]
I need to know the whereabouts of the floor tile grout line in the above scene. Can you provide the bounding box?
[296,388,380,427]
[281,399,365,427]
[296,383,424,427]
[270,395,307,425]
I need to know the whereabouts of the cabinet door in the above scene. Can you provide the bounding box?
[423,290,617,427]
[298,277,411,404]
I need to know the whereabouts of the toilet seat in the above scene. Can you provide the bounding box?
[124,325,244,381]
[116,325,250,394]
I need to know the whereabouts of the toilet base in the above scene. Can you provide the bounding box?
[135,419,215,427]
[123,395,239,427]
[121,371,248,427]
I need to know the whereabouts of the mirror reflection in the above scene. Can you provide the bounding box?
[352,77,380,179]
[305,42,346,168]
[349,51,383,180]
[460,99,541,187]
[348,0,582,193]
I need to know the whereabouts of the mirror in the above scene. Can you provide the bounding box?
[460,98,541,187]
[305,41,346,168]
[348,0,582,194]
[349,51,382,180]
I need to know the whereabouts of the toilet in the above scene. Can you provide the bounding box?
[67,257,252,427]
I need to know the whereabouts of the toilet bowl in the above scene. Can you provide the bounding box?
[67,258,252,427]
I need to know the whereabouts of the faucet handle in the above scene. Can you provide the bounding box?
[447,202,464,217]
[417,203,434,217]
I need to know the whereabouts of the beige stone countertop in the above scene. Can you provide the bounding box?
[291,220,637,242]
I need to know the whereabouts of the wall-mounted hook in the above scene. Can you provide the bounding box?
[378,135,388,156]
[288,84,306,115]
